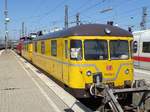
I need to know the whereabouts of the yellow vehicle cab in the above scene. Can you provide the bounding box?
[22,24,133,98]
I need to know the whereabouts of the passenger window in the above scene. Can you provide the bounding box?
[65,40,68,58]
[70,40,82,60]
[41,41,45,54]
[142,42,150,53]
[51,40,57,56]
[133,41,137,53]
[34,42,37,52]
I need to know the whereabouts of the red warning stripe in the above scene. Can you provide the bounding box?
[133,56,150,62]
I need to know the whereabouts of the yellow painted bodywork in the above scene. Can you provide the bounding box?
[22,43,33,61]
[23,36,134,89]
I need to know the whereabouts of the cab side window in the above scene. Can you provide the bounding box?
[143,42,150,53]
[51,40,57,56]
[133,41,138,53]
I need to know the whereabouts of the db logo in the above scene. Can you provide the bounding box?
[106,65,113,71]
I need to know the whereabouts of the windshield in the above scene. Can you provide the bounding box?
[110,40,129,60]
[84,40,108,60]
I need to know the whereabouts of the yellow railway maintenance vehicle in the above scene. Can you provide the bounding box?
[22,24,150,111]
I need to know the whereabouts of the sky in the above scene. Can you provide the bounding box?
[0,0,150,40]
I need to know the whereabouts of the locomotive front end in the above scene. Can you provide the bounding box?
[68,36,133,98]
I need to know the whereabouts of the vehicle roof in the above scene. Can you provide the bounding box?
[33,24,132,41]
[133,29,150,41]
[133,29,150,34]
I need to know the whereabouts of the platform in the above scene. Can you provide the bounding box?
[1,50,150,112]
[134,68,150,84]
[0,50,85,112]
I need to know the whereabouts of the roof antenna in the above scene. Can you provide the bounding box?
[107,21,113,26]
[128,27,132,33]
[76,13,80,26]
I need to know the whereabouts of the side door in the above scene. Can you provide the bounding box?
[133,35,140,68]
[62,40,69,85]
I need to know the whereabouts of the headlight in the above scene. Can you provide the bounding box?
[104,28,111,34]
[125,69,129,74]
[86,71,92,76]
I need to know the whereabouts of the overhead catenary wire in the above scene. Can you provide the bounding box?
[79,1,150,30]
[30,0,101,31]
[81,0,142,20]
[13,0,68,23]
[68,0,135,25]
[32,0,48,17]
[17,0,136,30]
[10,0,150,38]
[23,0,69,33]
[69,0,106,19]
[70,0,91,14]
[29,1,137,32]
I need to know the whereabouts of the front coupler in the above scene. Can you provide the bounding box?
[90,76,150,112]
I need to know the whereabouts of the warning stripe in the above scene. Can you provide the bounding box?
[133,56,150,62]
